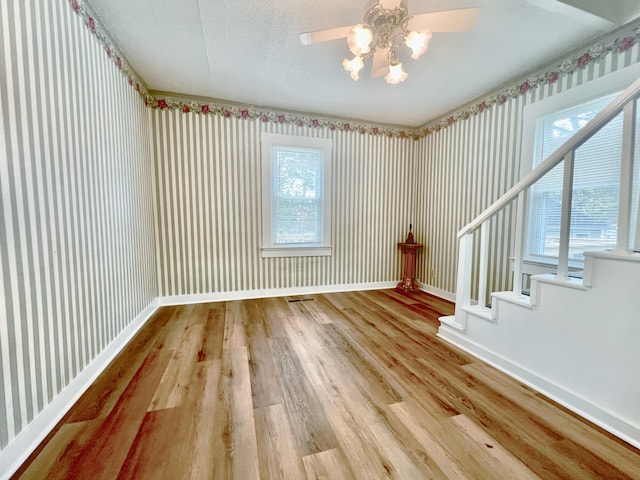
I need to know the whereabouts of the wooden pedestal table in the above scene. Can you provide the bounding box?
[397,241,423,292]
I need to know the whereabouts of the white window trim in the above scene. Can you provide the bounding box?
[260,133,332,258]
[520,63,640,177]
[518,62,640,271]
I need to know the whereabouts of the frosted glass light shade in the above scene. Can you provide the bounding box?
[348,24,373,56]
[385,62,408,84]
[343,56,364,81]
[405,30,432,59]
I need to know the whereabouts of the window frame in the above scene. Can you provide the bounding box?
[519,63,640,269]
[260,133,333,258]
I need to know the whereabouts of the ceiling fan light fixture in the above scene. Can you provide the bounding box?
[406,30,432,59]
[349,1,419,84]
[300,3,480,85]
[384,61,408,84]
[348,24,374,56]
[343,55,365,80]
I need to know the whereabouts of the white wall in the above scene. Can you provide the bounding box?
[0,0,157,460]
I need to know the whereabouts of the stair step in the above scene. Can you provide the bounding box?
[491,291,533,308]
[438,314,465,332]
[531,274,588,290]
[461,304,494,322]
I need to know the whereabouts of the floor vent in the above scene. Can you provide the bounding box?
[287,297,316,303]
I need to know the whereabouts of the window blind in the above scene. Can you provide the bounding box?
[527,91,640,261]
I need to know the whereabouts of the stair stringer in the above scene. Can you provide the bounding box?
[438,251,640,449]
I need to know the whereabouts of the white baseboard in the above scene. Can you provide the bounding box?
[0,299,160,480]
[437,325,640,450]
[158,281,398,306]
[417,283,456,303]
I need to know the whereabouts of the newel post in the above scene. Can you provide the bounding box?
[454,232,474,330]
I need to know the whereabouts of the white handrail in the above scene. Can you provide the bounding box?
[458,74,640,239]
[449,73,640,325]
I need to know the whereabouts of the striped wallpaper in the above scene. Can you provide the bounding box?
[152,111,416,296]
[414,42,640,299]
[152,35,640,304]
[0,0,157,452]
[150,24,640,303]
[4,0,640,468]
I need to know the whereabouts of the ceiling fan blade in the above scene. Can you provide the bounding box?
[408,7,481,33]
[371,48,390,78]
[300,25,355,45]
[379,0,402,8]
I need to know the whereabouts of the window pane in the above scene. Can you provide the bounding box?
[632,104,640,251]
[569,113,622,259]
[527,92,622,262]
[534,92,619,164]
[527,162,564,258]
[272,147,323,244]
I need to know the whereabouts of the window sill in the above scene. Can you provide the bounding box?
[260,246,332,258]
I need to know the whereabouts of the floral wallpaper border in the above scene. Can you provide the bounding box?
[68,0,152,101]
[422,27,640,137]
[71,0,640,140]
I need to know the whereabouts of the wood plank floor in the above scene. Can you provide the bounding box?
[13,290,640,479]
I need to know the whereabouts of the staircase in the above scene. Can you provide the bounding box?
[438,76,640,449]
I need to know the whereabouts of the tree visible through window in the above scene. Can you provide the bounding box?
[261,133,332,258]
[272,147,323,244]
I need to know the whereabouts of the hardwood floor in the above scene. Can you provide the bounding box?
[13,290,640,479]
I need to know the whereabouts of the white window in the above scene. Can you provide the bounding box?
[261,133,332,258]
[521,63,640,268]
[527,92,622,263]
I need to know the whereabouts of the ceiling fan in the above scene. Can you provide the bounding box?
[299,0,480,84]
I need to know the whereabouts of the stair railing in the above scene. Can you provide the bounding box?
[451,75,640,331]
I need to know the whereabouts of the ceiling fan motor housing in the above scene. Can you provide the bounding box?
[364,1,412,50]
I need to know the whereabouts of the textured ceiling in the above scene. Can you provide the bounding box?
[87,0,640,127]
